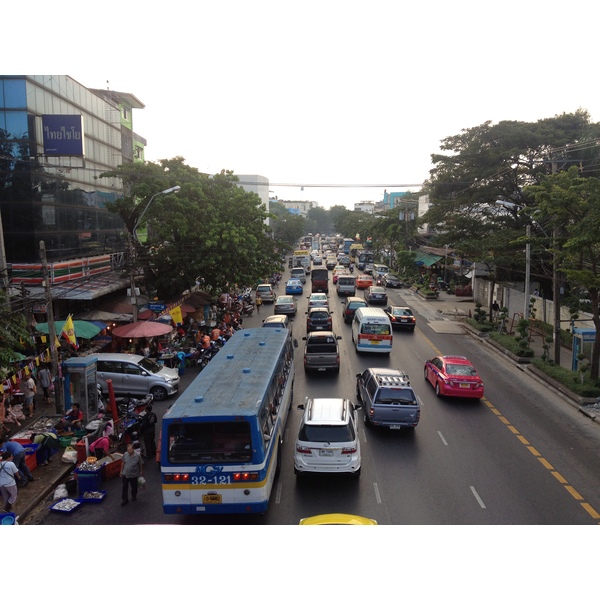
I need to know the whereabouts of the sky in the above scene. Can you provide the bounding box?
[7,0,600,211]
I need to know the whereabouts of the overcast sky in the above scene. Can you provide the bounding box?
[8,1,600,210]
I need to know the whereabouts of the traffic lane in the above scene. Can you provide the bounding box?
[401,311,600,523]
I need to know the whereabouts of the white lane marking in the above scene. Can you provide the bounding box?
[437,431,448,445]
[274,481,283,504]
[470,486,486,508]
[373,482,382,504]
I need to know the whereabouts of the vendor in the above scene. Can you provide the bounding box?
[58,402,84,432]
[88,434,118,459]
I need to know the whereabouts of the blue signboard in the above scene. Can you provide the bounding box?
[42,114,85,156]
[147,303,167,312]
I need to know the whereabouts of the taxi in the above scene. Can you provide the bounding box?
[356,274,374,289]
[424,355,484,399]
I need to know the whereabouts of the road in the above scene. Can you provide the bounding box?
[33,276,600,525]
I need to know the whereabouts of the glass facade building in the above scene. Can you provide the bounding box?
[0,75,145,265]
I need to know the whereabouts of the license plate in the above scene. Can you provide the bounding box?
[202,494,222,504]
[371,340,380,345]
[459,383,470,388]
[390,425,402,430]
[318,367,326,371]
[319,449,334,457]
[400,318,408,322]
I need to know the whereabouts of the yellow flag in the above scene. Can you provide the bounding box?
[61,315,79,349]
[170,306,183,326]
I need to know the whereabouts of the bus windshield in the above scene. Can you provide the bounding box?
[167,421,252,463]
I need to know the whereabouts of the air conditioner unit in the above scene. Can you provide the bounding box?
[127,287,140,297]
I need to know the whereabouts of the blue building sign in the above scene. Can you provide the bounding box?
[42,114,85,156]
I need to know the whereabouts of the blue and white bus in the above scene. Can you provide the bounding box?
[160,327,295,515]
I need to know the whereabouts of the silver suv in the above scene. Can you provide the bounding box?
[294,397,361,478]
[256,283,276,303]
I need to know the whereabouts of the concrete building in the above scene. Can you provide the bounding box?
[277,199,318,217]
[236,174,270,226]
[0,75,146,317]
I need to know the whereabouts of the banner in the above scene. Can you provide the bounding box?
[61,314,79,349]
[169,306,183,326]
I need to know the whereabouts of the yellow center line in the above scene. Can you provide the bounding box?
[484,397,600,524]
[418,334,600,524]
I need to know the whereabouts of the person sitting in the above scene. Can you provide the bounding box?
[59,402,84,432]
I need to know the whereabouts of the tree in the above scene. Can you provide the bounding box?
[0,290,31,372]
[269,203,305,249]
[526,166,600,379]
[422,111,600,291]
[101,159,282,298]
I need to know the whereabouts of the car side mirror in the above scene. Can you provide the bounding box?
[293,339,299,348]
[337,336,342,340]
[297,404,305,410]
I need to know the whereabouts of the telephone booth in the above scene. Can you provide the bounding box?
[62,355,98,424]
[571,327,596,372]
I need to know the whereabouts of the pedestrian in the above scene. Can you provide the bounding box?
[38,364,52,404]
[88,434,118,460]
[30,431,60,466]
[255,294,262,314]
[120,443,144,506]
[492,300,500,319]
[0,440,34,484]
[139,405,157,459]
[0,450,22,512]
[22,374,36,419]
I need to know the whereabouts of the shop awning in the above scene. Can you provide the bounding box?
[414,251,443,267]
[25,273,129,301]
[35,320,102,339]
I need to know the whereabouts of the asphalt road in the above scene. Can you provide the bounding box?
[32,275,600,525]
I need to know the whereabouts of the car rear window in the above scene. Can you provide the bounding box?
[348,301,366,310]
[299,423,354,442]
[375,388,418,405]
[306,343,337,353]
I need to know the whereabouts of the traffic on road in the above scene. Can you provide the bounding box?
[31,241,600,525]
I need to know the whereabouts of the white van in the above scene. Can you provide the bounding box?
[351,307,393,354]
[373,264,390,277]
[94,353,180,401]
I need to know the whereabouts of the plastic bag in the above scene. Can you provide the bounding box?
[53,484,68,500]
[61,447,78,463]
[137,476,146,491]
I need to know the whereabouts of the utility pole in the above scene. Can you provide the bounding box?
[128,233,139,322]
[40,241,64,413]
[553,224,561,365]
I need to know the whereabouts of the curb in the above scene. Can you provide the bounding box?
[460,321,600,425]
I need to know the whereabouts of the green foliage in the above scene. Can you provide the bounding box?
[0,292,30,370]
[488,331,534,357]
[532,358,600,397]
[101,159,282,298]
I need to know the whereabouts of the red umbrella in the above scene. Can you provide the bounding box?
[138,309,157,320]
[111,321,173,338]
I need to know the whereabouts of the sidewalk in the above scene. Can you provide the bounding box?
[2,364,203,525]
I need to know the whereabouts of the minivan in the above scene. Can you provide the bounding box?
[94,353,180,401]
[290,267,306,284]
[336,275,357,296]
[351,307,393,354]
[373,264,390,277]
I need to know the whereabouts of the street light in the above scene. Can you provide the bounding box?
[130,185,181,321]
[495,200,530,320]
[132,185,181,242]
